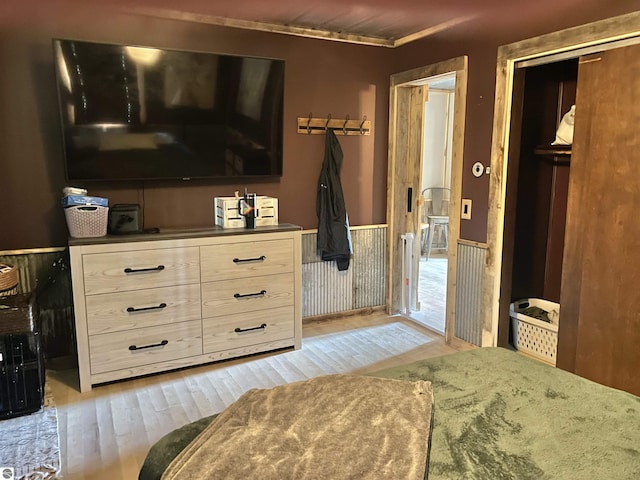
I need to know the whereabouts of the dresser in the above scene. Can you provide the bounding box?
[69,225,302,392]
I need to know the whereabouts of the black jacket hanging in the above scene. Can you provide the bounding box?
[316,129,352,271]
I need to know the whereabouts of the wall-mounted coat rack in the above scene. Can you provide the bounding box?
[297,114,371,136]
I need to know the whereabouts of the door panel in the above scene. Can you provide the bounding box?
[387,85,427,313]
[557,45,640,395]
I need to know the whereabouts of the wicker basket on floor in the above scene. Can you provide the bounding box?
[0,263,18,296]
[510,298,559,366]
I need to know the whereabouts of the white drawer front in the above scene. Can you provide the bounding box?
[82,247,200,295]
[201,273,294,318]
[200,239,293,282]
[89,320,202,375]
[86,284,202,335]
[203,306,295,354]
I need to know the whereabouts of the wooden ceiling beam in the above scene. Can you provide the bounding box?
[126,6,396,48]
[392,15,477,48]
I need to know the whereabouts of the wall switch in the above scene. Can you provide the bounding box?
[461,199,472,220]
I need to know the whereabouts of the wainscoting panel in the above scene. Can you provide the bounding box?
[351,227,387,309]
[302,262,353,317]
[455,242,486,346]
[302,225,387,318]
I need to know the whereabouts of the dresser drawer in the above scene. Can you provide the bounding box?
[86,284,202,335]
[200,238,293,282]
[82,247,200,295]
[203,306,294,354]
[202,273,294,318]
[89,320,202,375]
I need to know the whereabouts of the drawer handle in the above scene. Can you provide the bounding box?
[235,323,267,333]
[128,339,168,351]
[234,290,267,299]
[233,256,266,263]
[124,265,165,274]
[126,303,167,313]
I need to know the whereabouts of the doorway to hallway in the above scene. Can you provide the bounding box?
[386,56,467,345]
[407,76,455,334]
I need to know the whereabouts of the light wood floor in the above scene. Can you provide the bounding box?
[409,255,447,333]
[49,311,473,480]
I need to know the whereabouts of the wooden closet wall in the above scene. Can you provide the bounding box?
[557,44,640,395]
[501,43,640,396]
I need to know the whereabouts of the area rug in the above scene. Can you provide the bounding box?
[0,383,61,479]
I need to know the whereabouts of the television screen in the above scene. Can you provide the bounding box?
[53,39,284,181]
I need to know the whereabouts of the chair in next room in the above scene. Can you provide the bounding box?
[421,187,450,260]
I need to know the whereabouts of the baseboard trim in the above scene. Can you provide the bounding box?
[302,305,386,324]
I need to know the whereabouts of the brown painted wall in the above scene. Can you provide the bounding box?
[392,4,640,243]
[0,3,393,250]
[2,2,638,250]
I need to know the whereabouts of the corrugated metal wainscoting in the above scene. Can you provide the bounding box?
[454,241,486,346]
[0,248,75,359]
[301,225,387,318]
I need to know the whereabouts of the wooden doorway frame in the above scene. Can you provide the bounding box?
[484,12,640,347]
[386,56,468,343]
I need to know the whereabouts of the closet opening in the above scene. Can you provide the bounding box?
[499,58,578,364]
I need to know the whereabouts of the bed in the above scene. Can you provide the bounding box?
[139,347,640,479]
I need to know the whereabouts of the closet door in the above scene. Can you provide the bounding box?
[557,44,640,395]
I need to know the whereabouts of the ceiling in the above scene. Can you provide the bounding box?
[113,0,611,48]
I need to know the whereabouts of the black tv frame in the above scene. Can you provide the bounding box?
[52,38,285,182]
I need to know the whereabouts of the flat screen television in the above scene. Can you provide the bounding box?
[53,39,284,181]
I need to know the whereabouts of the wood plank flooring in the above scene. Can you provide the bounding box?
[409,255,447,333]
[48,311,473,479]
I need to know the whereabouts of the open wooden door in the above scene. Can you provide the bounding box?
[387,84,427,313]
[557,44,640,395]
[387,57,467,345]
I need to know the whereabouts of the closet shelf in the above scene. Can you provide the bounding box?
[534,145,571,164]
[534,145,572,156]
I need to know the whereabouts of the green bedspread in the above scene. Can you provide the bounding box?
[140,348,640,479]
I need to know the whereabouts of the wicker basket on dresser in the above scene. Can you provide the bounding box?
[69,225,302,392]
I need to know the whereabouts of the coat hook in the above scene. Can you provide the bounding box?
[343,114,350,135]
[325,114,332,131]
[359,115,367,135]
[307,112,312,134]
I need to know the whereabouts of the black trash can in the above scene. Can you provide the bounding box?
[0,292,45,419]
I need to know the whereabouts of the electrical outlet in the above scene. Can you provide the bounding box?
[461,199,472,220]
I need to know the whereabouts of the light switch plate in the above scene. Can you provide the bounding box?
[461,199,472,219]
